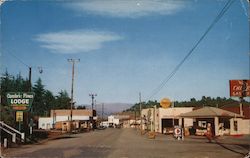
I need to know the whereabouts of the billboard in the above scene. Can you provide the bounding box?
[7,92,35,111]
[229,80,250,97]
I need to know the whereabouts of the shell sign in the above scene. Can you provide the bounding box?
[160,98,171,109]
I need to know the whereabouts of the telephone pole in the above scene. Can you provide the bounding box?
[139,92,142,133]
[240,80,247,116]
[89,93,97,129]
[102,103,104,121]
[29,67,32,92]
[68,58,80,132]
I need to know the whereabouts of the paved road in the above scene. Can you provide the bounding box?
[3,128,249,158]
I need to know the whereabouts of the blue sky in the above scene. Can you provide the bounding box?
[1,0,249,105]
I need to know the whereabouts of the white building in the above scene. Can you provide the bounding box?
[39,117,53,130]
[141,107,194,133]
[39,109,93,130]
[107,115,120,127]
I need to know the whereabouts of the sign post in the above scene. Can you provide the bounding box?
[16,111,23,131]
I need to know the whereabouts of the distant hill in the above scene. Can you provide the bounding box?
[82,103,133,117]
[101,103,133,114]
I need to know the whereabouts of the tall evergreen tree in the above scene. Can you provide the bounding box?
[32,78,46,116]
[44,90,56,116]
[54,90,71,109]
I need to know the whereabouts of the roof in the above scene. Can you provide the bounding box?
[179,107,243,118]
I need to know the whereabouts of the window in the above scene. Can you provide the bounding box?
[198,121,207,128]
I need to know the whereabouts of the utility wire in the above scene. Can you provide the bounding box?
[3,48,45,74]
[2,48,30,68]
[145,0,236,101]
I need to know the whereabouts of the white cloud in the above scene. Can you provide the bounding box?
[66,0,187,18]
[35,30,122,54]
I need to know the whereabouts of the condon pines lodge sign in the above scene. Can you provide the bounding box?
[7,92,35,111]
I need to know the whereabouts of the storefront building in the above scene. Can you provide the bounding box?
[179,107,248,136]
[141,107,193,134]
[39,109,95,131]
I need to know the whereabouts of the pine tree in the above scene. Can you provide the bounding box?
[54,90,71,109]
[32,78,46,116]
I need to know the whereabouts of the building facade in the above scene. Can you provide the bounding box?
[179,107,249,136]
[141,107,193,133]
[39,109,95,131]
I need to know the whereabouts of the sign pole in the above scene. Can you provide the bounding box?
[18,121,21,132]
[16,111,23,131]
[239,80,247,116]
[28,67,32,136]
[139,92,142,134]
[239,97,243,116]
[30,126,32,135]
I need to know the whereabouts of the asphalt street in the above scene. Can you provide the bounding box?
[3,128,250,158]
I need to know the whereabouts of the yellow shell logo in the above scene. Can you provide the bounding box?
[160,98,171,109]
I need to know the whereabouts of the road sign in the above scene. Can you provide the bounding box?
[174,126,183,140]
[160,98,171,109]
[7,92,35,111]
[16,111,23,122]
[229,80,250,97]
[174,127,181,136]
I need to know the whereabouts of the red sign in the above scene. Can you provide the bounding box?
[229,80,250,97]
[12,106,28,111]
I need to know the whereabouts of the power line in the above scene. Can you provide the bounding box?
[145,0,236,101]
[2,48,30,68]
[147,0,235,100]
[2,48,45,74]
